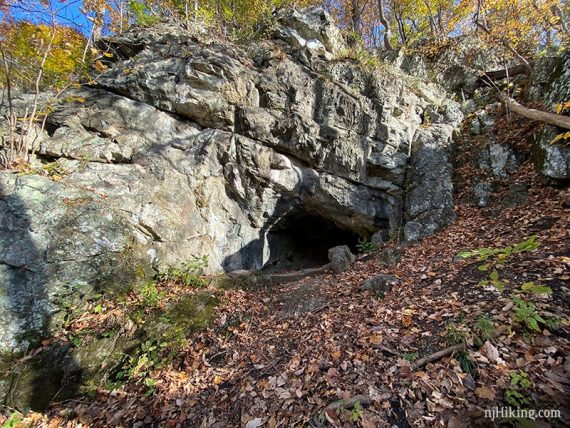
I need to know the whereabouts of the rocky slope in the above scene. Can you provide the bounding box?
[0,7,463,355]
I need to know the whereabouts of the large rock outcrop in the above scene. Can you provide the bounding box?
[530,51,570,181]
[0,7,462,354]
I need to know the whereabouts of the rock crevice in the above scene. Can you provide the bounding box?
[0,7,462,354]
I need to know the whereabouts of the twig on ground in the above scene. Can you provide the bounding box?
[325,394,372,411]
[411,344,465,370]
[373,344,403,357]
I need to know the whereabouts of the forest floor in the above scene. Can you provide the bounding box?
[3,119,570,427]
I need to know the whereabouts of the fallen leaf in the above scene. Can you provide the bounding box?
[326,367,340,386]
[475,386,496,400]
[483,341,500,362]
[245,417,263,428]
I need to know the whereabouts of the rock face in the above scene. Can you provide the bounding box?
[0,8,463,353]
[404,125,456,242]
[530,51,570,181]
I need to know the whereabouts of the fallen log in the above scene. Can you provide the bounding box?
[498,92,570,131]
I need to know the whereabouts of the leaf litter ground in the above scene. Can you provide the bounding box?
[4,121,570,427]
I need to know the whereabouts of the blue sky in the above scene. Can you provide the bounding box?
[9,0,92,34]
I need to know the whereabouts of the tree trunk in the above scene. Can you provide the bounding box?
[499,92,570,130]
[352,0,361,36]
[552,4,570,34]
[377,0,394,50]
[423,0,436,35]
[396,15,407,44]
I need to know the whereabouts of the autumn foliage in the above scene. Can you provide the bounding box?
[0,21,86,90]
[0,0,567,93]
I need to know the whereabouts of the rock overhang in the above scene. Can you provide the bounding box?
[0,6,462,355]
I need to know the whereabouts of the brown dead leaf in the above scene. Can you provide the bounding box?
[326,367,341,386]
[475,386,496,400]
[369,334,382,345]
[447,415,462,428]
[402,314,413,327]
[483,341,500,363]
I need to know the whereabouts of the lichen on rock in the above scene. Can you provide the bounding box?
[0,7,464,368]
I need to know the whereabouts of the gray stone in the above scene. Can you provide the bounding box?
[442,101,464,125]
[376,248,402,267]
[404,125,456,242]
[420,35,503,97]
[478,142,519,178]
[529,50,570,110]
[534,128,570,180]
[473,181,492,207]
[528,51,570,181]
[489,143,518,177]
[278,6,345,56]
[328,245,355,273]
[461,99,477,114]
[470,109,494,135]
[382,49,428,80]
[478,111,495,132]
[361,274,399,294]
[371,230,390,245]
[0,7,464,357]
[470,118,481,135]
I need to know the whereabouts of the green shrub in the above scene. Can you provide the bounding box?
[138,281,163,306]
[511,296,546,332]
[475,315,495,341]
[505,370,532,407]
[157,256,209,288]
[356,239,379,253]
[447,322,469,345]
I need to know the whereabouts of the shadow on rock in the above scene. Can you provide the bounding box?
[0,176,82,411]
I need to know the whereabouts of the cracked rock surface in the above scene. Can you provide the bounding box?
[0,7,463,352]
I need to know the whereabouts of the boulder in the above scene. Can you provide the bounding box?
[371,230,390,245]
[478,142,519,178]
[328,245,355,273]
[278,6,345,57]
[0,7,464,356]
[472,181,492,208]
[469,110,495,135]
[376,248,403,267]
[361,274,399,294]
[529,50,570,181]
[0,291,218,411]
[533,128,570,181]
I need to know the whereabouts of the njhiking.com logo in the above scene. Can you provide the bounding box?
[484,407,561,422]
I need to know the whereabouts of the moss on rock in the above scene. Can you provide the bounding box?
[0,292,219,412]
[143,292,219,344]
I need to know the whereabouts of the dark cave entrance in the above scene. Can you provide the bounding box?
[263,212,360,272]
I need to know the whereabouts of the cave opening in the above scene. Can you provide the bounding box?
[263,211,360,272]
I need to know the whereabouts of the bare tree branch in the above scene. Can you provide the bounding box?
[377,0,394,50]
[474,20,533,74]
